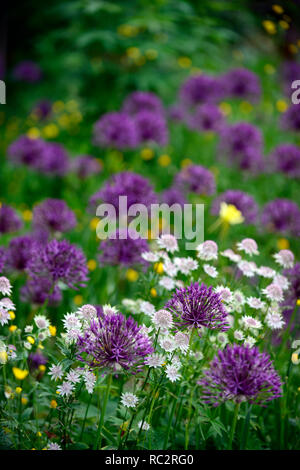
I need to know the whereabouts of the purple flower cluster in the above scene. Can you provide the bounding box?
[282,61,300,96]
[26,239,88,290]
[0,204,23,234]
[72,155,102,179]
[211,190,258,224]
[134,110,168,146]
[28,351,48,371]
[122,91,163,115]
[161,186,187,208]
[174,165,216,196]
[98,229,149,267]
[0,248,6,273]
[13,60,42,82]
[6,236,37,271]
[199,344,282,406]
[165,282,229,332]
[179,74,225,108]
[21,278,62,306]
[32,99,52,120]
[261,199,300,237]
[281,105,300,132]
[270,144,300,178]
[89,171,157,214]
[93,112,138,149]
[187,104,224,133]
[221,68,261,101]
[32,199,77,235]
[77,312,153,372]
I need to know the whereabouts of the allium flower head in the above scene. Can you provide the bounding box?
[134,110,168,146]
[261,199,300,237]
[72,155,102,179]
[6,236,37,271]
[33,199,77,235]
[37,141,69,176]
[281,104,300,132]
[122,91,164,115]
[13,60,42,82]
[211,190,258,225]
[199,344,282,406]
[98,229,149,267]
[77,313,153,372]
[187,103,224,132]
[0,248,6,273]
[165,282,229,332]
[179,74,225,108]
[93,112,138,149]
[222,68,261,101]
[270,144,300,178]
[0,205,23,234]
[175,164,216,196]
[161,186,187,208]
[21,278,62,306]
[8,135,46,167]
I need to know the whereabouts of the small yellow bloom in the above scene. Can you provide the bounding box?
[9,325,17,333]
[177,56,192,68]
[262,20,277,35]
[240,101,253,114]
[21,397,28,405]
[140,148,154,160]
[36,432,42,437]
[219,102,232,116]
[272,4,284,14]
[181,158,193,168]
[42,123,59,139]
[219,202,244,225]
[15,387,22,394]
[52,101,64,113]
[0,350,8,364]
[87,259,97,271]
[277,238,289,250]
[50,399,58,409]
[264,64,275,75]
[296,299,300,306]
[154,262,164,275]
[9,311,15,320]
[27,128,40,139]
[56,390,60,395]
[90,217,99,231]
[150,287,157,297]
[145,49,158,60]
[279,20,289,30]
[276,100,288,113]
[118,24,138,38]
[74,295,83,306]
[158,154,171,167]
[49,325,57,336]
[126,269,139,282]
[27,336,35,345]
[12,367,29,380]
[22,209,32,222]
[126,47,140,59]
[291,352,299,365]
[39,364,46,372]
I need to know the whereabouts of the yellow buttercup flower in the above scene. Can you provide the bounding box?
[219,102,232,116]
[21,397,28,405]
[158,154,171,167]
[39,365,46,372]
[42,123,59,139]
[145,49,158,60]
[296,299,300,306]
[36,432,42,437]
[219,203,244,225]
[177,56,192,68]
[181,158,193,168]
[9,325,17,333]
[9,311,15,320]
[141,148,154,160]
[272,4,284,14]
[49,325,57,336]
[150,287,157,297]
[126,47,140,59]
[154,262,164,275]
[279,20,289,30]
[50,399,58,409]
[262,20,277,35]
[15,387,22,394]
[27,336,35,345]
[277,238,289,250]
[27,128,40,139]
[74,295,83,306]
[87,259,97,271]
[126,269,139,282]
[90,217,99,231]
[12,367,29,380]
[22,209,32,222]
[264,64,275,75]
[276,100,288,113]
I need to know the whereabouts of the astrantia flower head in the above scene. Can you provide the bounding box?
[256,266,276,279]
[266,311,285,330]
[0,277,12,296]
[242,315,262,330]
[199,344,282,406]
[174,257,198,275]
[34,315,50,330]
[77,313,153,372]
[122,91,164,116]
[237,260,257,277]
[237,238,259,256]
[48,364,63,381]
[261,199,300,237]
[77,304,98,322]
[203,264,218,278]
[175,164,216,196]
[157,234,178,253]
[166,364,181,382]
[121,392,139,408]
[152,309,173,330]
[274,250,294,269]
[211,190,258,225]
[33,199,77,235]
[197,240,218,261]
[93,112,138,149]
[145,353,165,368]
[57,381,75,397]
[165,282,229,332]
[0,205,23,234]
[262,284,284,303]
[98,229,149,267]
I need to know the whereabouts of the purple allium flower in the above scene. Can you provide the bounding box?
[32,198,77,235]
[122,91,164,115]
[13,60,42,82]
[282,61,300,96]
[98,229,149,267]
[77,312,153,372]
[281,104,300,132]
[37,142,69,176]
[168,104,186,122]
[187,103,224,133]
[211,190,258,224]
[221,68,261,101]
[93,112,138,149]
[161,186,187,208]
[26,239,88,290]
[28,351,48,371]
[261,199,300,237]
[134,110,168,146]
[199,344,282,406]
[179,74,225,108]
[0,248,6,273]
[72,155,102,179]
[269,144,300,178]
[89,171,157,214]
[174,165,216,196]
[21,277,62,306]
[32,99,52,120]
[7,135,46,167]
[165,282,229,332]
[0,204,23,234]
[6,236,37,271]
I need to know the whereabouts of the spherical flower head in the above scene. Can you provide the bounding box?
[219,202,244,225]
[187,103,224,132]
[26,239,88,290]
[274,249,294,269]
[211,190,258,225]
[37,141,69,176]
[122,91,164,115]
[262,283,284,303]
[7,135,47,167]
[93,112,138,149]
[20,277,62,306]
[98,229,149,267]
[6,236,37,271]
[13,60,42,82]
[197,240,218,261]
[0,248,6,273]
[237,238,259,256]
[121,392,139,408]
[33,198,77,235]
[72,155,102,179]
[161,186,187,208]
[152,309,173,330]
[0,205,23,234]
[281,104,300,132]
[157,234,178,253]
[199,344,282,406]
[282,61,300,95]
[77,313,153,372]
[222,68,261,101]
[270,144,300,178]
[261,199,300,237]
[134,110,168,146]
[89,171,157,214]
[165,282,229,332]
[179,74,225,108]
[175,164,216,196]
[48,443,62,450]
[0,277,12,296]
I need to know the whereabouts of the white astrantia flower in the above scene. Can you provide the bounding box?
[159,276,176,291]
[57,381,75,397]
[214,286,232,302]
[174,257,198,275]
[121,392,139,408]
[159,336,176,353]
[162,257,178,278]
[262,284,284,303]
[242,315,262,330]
[273,250,294,269]
[83,370,96,394]
[238,260,257,277]
[292,340,300,349]
[237,238,259,256]
[62,313,81,331]
[0,298,15,310]
[141,251,159,263]
[273,274,290,291]
[0,277,12,296]
[166,364,181,382]
[203,264,218,278]
[48,443,62,450]
[65,328,82,344]
[139,324,153,337]
[234,330,245,341]
[266,311,285,330]
[256,266,276,279]
[217,332,228,346]
[152,309,173,330]
[174,332,189,353]
[65,369,81,384]
[25,325,33,333]
[157,234,178,253]
[227,314,234,328]
[145,353,165,368]
[220,249,241,263]
[138,421,150,431]
[103,304,118,316]
[34,315,50,330]
[139,301,155,317]
[244,336,256,347]
[122,299,139,311]
[246,297,266,310]
[197,240,218,261]
[77,304,97,321]
[0,308,10,326]
[49,364,64,381]
[230,291,246,313]
[24,341,32,350]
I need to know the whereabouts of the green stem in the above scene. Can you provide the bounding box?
[80,394,92,441]
[95,374,112,450]
[227,402,240,450]
[163,393,178,450]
